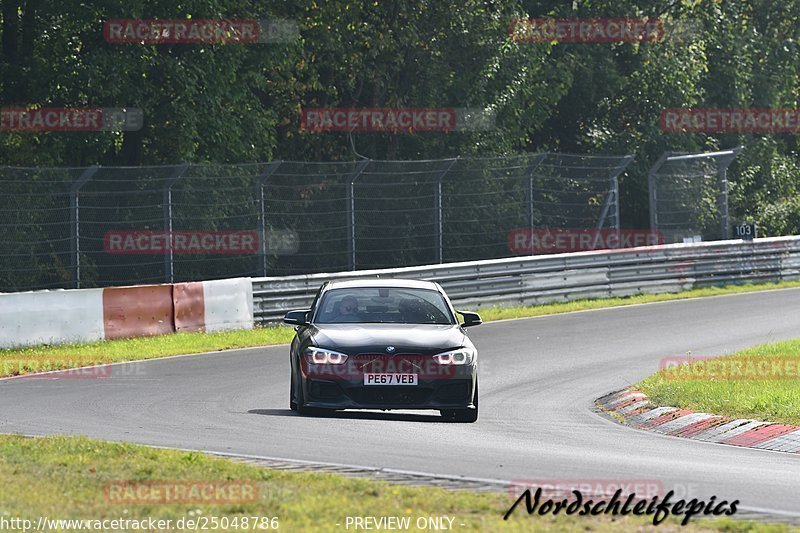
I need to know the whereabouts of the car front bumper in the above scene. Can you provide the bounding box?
[300,366,477,410]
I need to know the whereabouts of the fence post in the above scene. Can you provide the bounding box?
[434,157,459,264]
[647,152,670,232]
[255,161,283,277]
[162,164,190,283]
[716,146,743,240]
[346,159,371,271]
[523,154,547,243]
[717,165,730,240]
[69,165,99,289]
[596,155,633,230]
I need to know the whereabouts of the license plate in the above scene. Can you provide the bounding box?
[363,373,418,386]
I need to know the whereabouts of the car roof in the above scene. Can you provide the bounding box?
[323,278,441,291]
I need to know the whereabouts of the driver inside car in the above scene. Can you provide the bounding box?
[331,295,361,322]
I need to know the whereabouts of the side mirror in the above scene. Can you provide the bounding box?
[283,309,310,326]
[458,310,482,328]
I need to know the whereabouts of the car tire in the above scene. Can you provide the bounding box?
[290,368,298,411]
[441,380,478,423]
[296,375,314,416]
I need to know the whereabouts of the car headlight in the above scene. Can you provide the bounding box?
[304,347,349,365]
[433,347,476,365]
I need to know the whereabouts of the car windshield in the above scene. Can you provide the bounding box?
[314,287,454,325]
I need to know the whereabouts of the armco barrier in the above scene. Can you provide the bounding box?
[4,237,799,346]
[251,236,800,323]
[0,278,253,348]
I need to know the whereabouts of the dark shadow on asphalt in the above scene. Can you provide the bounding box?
[247,409,298,417]
[247,408,453,423]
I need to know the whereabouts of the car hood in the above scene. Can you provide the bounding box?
[309,323,468,354]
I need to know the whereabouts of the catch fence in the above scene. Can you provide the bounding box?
[0,153,631,291]
[647,147,742,243]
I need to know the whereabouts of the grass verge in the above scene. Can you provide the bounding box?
[0,327,294,378]
[0,434,782,532]
[2,280,799,378]
[638,338,800,426]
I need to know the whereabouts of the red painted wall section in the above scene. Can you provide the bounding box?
[173,282,206,332]
[103,284,175,340]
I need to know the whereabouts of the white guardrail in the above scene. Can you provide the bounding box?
[252,236,800,324]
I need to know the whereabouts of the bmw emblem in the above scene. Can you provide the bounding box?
[386,346,396,353]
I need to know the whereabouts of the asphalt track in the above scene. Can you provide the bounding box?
[2,288,800,518]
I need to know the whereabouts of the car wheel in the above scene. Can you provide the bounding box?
[290,368,298,411]
[296,375,313,416]
[441,381,478,423]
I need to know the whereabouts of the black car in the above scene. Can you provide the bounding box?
[284,279,482,422]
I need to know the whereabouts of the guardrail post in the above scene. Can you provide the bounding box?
[434,157,459,264]
[255,161,283,277]
[523,154,547,244]
[346,159,371,271]
[69,165,99,288]
[596,155,633,230]
[162,164,190,283]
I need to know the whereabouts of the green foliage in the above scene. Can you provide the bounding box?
[1,0,287,165]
